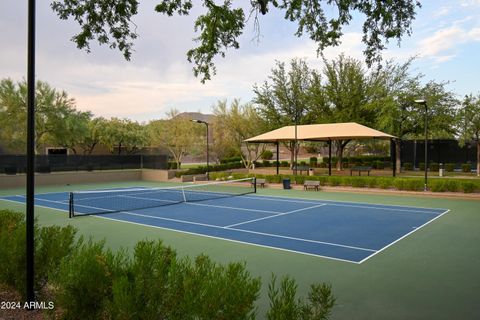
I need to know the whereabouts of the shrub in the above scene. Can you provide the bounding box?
[403,179,424,191]
[461,181,476,193]
[267,275,335,320]
[377,177,393,189]
[327,176,341,186]
[319,162,327,168]
[351,177,367,188]
[430,162,439,171]
[261,150,274,160]
[220,156,242,164]
[461,163,472,172]
[263,160,271,167]
[445,163,455,172]
[419,162,425,171]
[52,239,114,320]
[403,162,413,171]
[280,161,289,167]
[300,161,307,166]
[309,157,318,167]
[373,160,384,170]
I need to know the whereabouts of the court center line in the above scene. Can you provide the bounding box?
[225,203,327,228]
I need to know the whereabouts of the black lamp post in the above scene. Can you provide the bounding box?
[192,119,209,180]
[415,99,428,191]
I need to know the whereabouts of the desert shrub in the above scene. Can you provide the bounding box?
[263,160,271,167]
[267,275,335,320]
[281,161,289,167]
[52,239,114,320]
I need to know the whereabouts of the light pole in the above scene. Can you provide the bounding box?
[415,99,428,191]
[192,119,209,180]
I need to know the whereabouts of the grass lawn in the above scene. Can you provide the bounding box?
[1,181,479,319]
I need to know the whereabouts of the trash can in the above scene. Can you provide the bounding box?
[439,163,444,177]
[309,168,315,176]
[282,178,291,189]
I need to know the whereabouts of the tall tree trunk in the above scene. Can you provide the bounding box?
[396,139,401,174]
[334,140,350,170]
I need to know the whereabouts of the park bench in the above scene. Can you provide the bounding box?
[254,178,266,188]
[304,180,320,191]
[350,166,372,176]
[292,165,310,175]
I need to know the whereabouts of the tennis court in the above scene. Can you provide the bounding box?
[0,179,449,263]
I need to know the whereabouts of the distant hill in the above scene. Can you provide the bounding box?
[174,112,215,123]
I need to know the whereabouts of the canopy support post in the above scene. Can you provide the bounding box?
[391,138,396,177]
[276,141,279,175]
[328,140,332,176]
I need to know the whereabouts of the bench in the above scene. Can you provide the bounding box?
[350,166,372,176]
[254,178,266,188]
[292,165,310,175]
[304,180,320,191]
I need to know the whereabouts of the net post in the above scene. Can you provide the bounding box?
[68,192,73,218]
[253,177,257,193]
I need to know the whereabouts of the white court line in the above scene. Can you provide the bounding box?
[239,194,446,215]
[225,204,327,228]
[358,209,451,264]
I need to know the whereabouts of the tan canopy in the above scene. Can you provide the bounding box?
[245,122,395,142]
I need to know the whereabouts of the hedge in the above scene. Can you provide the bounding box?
[210,173,480,193]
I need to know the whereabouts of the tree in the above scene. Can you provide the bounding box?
[48,109,93,154]
[51,0,421,82]
[148,110,201,169]
[78,117,108,155]
[0,78,80,153]
[101,118,147,154]
[212,99,267,169]
[458,94,480,176]
[321,54,375,170]
[254,59,326,165]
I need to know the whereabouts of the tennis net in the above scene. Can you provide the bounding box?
[69,177,256,217]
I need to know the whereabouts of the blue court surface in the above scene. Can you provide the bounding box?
[0,188,449,263]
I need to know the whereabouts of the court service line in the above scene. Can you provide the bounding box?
[225,204,327,228]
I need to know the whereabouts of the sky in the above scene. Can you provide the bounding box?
[1,1,480,122]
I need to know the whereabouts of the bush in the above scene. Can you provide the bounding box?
[300,161,307,166]
[377,177,393,189]
[445,163,455,172]
[220,156,242,164]
[461,181,476,193]
[462,163,472,172]
[419,162,425,171]
[261,150,274,160]
[403,162,413,171]
[267,275,335,320]
[280,161,289,167]
[319,162,327,168]
[429,162,439,172]
[372,160,384,170]
[309,157,318,167]
[262,160,271,167]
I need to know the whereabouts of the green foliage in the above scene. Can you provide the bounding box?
[267,275,335,320]
[462,163,472,172]
[261,150,274,160]
[445,163,455,172]
[419,162,425,171]
[0,210,77,299]
[310,157,318,167]
[221,156,243,164]
[461,181,476,193]
[430,162,440,171]
[403,162,413,171]
[281,161,290,167]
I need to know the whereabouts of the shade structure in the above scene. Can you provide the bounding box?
[245,122,396,142]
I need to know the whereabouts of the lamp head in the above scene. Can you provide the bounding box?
[414,99,426,105]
